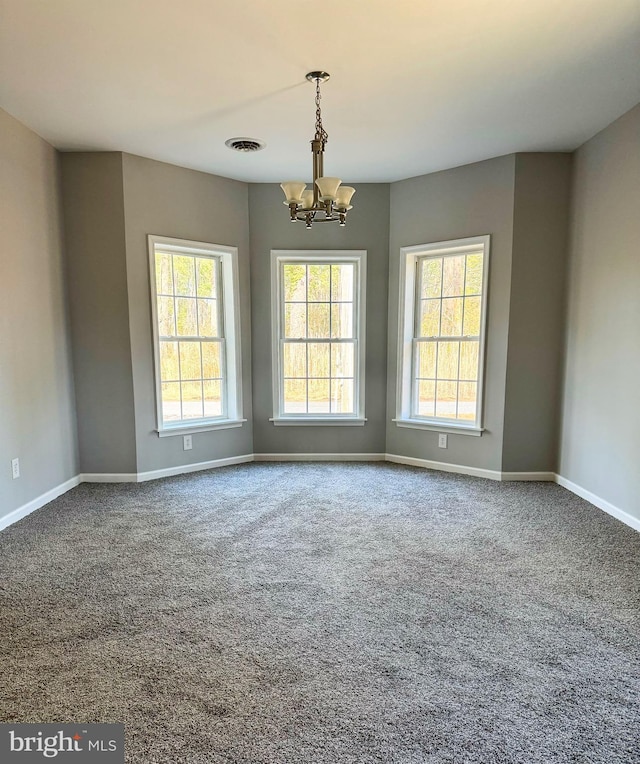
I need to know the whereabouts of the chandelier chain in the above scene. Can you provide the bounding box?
[314,78,328,144]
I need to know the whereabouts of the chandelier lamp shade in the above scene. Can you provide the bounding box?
[280,72,355,228]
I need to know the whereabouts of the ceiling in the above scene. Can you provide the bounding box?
[1,0,639,183]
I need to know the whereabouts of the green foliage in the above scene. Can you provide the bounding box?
[415,251,484,421]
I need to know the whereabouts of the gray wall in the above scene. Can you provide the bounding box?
[559,104,640,519]
[61,153,137,474]
[121,154,253,473]
[0,110,78,519]
[386,156,516,471]
[3,100,637,521]
[249,183,390,454]
[502,153,572,472]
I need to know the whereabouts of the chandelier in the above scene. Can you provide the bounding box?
[280,72,356,228]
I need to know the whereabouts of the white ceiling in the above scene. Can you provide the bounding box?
[1,0,639,183]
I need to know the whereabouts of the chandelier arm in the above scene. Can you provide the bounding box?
[293,211,348,222]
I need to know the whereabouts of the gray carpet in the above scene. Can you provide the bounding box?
[1,463,639,763]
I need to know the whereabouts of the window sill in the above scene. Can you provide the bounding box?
[270,417,367,427]
[392,419,484,436]
[156,419,247,437]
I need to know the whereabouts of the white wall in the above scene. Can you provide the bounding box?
[559,104,640,520]
[0,110,78,520]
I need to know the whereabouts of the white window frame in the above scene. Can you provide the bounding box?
[270,250,367,426]
[394,235,490,436]
[148,235,245,437]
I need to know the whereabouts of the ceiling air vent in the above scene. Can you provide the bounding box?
[225,137,266,152]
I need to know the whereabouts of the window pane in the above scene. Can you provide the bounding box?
[421,258,442,298]
[152,241,239,429]
[176,298,197,336]
[181,381,203,419]
[283,342,307,378]
[417,380,435,417]
[331,264,354,302]
[331,379,354,414]
[285,304,306,338]
[416,341,436,379]
[198,298,219,337]
[460,341,479,381]
[155,253,173,294]
[174,255,196,296]
[441,297,463,336]
[463,296,481,336]
[465,253,483,295]
[458,382,477,421]
[203,380,222,417]
[308,303,330,338]
[308,343,330,378]
[331,342,355,378]
[283,264,307,301]
[401,242,486,427]
[161,382,181,422]
[308,379,330,413]
[179,342,201,380]
[442,256,465,297]
[202,342,222,379]
[331,303,353,338]
[437,341,459,380]
[278,256,361,419]
[159,341,179,381]
[284,379,307,413]
[308,264,330,301]
[196,258,217,298]
[157,297,176,337]
[435,380,457,418]
[419,300,440,337]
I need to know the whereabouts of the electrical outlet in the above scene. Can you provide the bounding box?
[11,458,20,479]
[438,433,448,449]
[183,435,193,451]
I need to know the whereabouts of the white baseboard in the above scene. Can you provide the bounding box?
[385,453,503,480]
[136,454,254,482]
[385,456,555,482]
[253,452,386,462]
[80,454,255,484]
[4,461,635,539]
[555,474,640,533]
[0,475,81,532]
[74,464,638,537]
[79,473,138,483]
[501,471,556,481]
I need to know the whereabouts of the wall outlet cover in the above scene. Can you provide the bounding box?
[183,435,193,451]
[438,433,448,449]
[11,458,20,479]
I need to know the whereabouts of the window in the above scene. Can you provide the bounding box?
[395,236,490,434]
[271,250,366,424]
[148,235,244,436]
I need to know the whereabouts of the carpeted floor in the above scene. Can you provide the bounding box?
[1,463,639,763]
